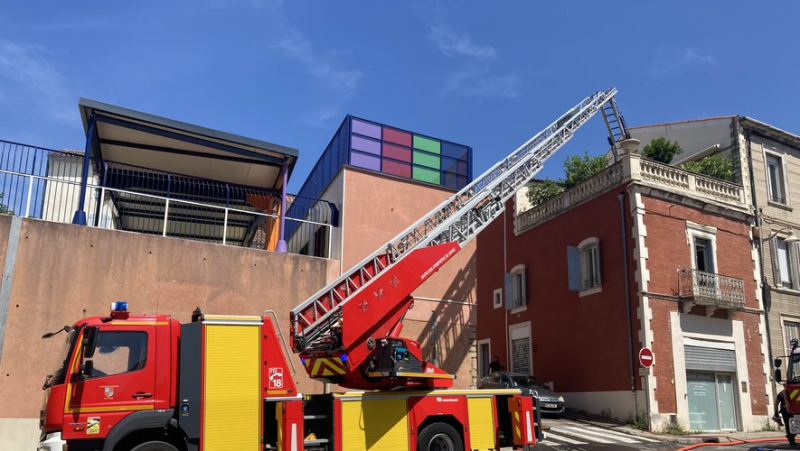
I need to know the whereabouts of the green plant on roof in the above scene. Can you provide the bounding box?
[681,154,734,181]
[642,137,683,163]
[526,152,608,206]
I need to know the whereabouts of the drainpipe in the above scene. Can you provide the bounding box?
[276,160,289,253]
[72,114,96,225]
[747,127,775,376]
[618,191,638,418]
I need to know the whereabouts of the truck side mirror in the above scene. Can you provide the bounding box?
[81,360,94,379]
[83,326,99,359]
[776,368,783,384]
[775,358,783,368]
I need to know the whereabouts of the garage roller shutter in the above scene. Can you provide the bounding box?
[684,345,736,372]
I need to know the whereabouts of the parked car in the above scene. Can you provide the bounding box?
[478,372,565,415]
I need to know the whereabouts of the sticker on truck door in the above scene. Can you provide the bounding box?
[87,417,100,435]
[268,367,284,390]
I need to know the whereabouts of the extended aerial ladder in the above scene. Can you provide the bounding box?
[290,88,621,390]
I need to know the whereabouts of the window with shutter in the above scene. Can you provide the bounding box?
[505,265,527,311]
[785,321,800,355]
[771,236,800,289]
[766,153,788,204]
[569,238,602,296]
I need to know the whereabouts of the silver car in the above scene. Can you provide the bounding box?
[478,372,565,415]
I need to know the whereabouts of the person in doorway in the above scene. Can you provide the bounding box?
[775,388,797,446]
[488,356,502,373]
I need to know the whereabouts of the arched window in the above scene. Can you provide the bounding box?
[507,264,527,310]
[568,237,601,296]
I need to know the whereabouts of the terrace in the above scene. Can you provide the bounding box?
[0,138,337,258]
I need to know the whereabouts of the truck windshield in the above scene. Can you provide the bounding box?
[789,354,800,384]
[48,327,79,387]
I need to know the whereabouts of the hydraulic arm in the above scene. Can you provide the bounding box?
[290,88,620,389]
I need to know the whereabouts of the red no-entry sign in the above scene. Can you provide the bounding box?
[639,347,654,368]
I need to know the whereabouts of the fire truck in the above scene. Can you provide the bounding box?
[37,88,624,451]
[775,340,800,434]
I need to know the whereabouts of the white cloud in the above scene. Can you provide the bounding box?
[429,26,496,59]
[647,48,716,79]
[443,66,520,99]
[683,48,715,65]
[276,31,363,92]
[0,40,73,123]
[429,25,519,99]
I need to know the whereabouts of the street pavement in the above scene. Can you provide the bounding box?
[523,415,792,451]
[528,416,677,450]
[688,442,792,450]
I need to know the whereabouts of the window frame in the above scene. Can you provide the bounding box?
[771,235,800,291]
[493,288,502,310]
[509,264,527,313]
[86,330,149,379]
[508,321,532,375]
[783,318,800,357]
[765,149,790,206]
[477,338,491,378]
[577,237,602,297]
[687,222,717,274]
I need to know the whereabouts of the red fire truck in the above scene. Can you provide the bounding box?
[775,340,800,435]
[37,88,623,451]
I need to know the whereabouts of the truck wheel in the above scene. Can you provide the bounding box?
[130,441,179,451]
[417,422,463,451]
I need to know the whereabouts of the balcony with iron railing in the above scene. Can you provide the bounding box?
[678,268,745,314]
[0,139,338,258]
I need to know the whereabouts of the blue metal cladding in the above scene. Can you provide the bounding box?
[288,116,472,240]
[294,115,472,202]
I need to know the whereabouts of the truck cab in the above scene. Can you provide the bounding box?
[39,303,180,451]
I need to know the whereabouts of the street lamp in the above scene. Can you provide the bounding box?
[767,227,800,243]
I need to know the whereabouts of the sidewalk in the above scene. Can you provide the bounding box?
[559,410,787,446]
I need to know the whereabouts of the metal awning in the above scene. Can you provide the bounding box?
[78,98,298,190]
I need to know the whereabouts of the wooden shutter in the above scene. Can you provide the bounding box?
[567,246,581,291]
[771,236,782,286]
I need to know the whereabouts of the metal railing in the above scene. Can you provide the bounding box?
[679,269,745,309]
[0,139,337,258]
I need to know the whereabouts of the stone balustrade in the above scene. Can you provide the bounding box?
[516,154,747,234]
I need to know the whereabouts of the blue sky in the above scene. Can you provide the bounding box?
[1,1,798,192]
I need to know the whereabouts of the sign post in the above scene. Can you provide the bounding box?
[638,347,654,432]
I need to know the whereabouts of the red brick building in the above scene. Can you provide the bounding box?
[476,149,770,432]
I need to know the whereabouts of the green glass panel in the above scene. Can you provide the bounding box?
[413,135,441,154]
[413,166,441,184]
[413,151,440,169]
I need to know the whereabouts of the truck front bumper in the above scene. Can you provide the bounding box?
[37,431,66,451]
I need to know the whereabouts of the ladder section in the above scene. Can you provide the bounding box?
[290,88,619,354]
[602,98,629,155]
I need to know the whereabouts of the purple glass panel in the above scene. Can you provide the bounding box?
[351,135,381,155]
[351,119,382,140]
[457,160,468,175]
[382,143,411,162]
[350,151,381,171]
